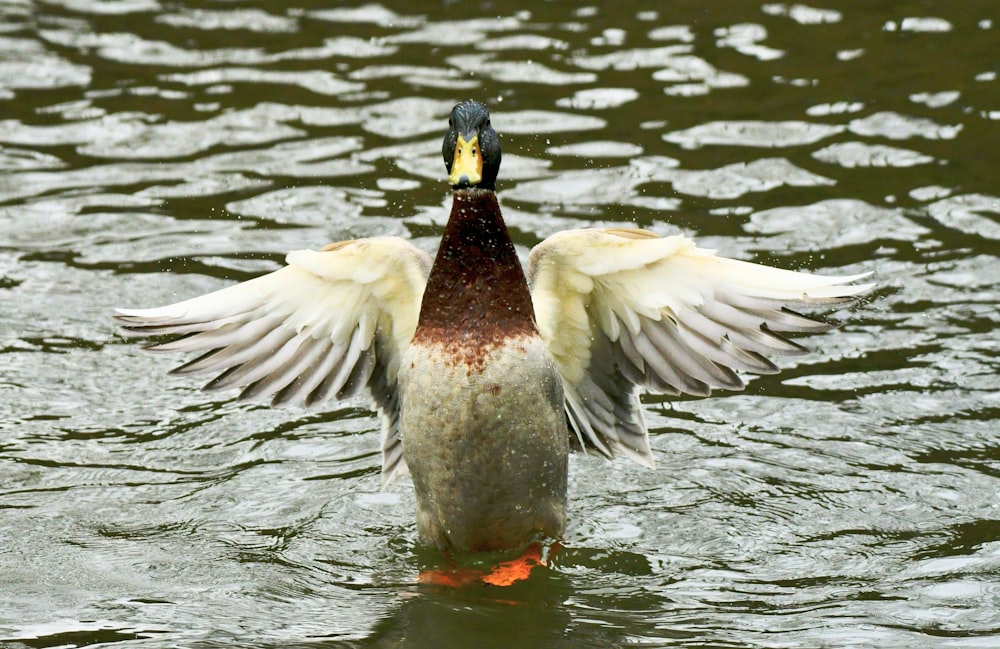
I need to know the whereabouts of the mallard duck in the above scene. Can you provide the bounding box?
[116,100,871,553]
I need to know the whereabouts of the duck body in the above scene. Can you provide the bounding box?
[400,334,568,551]
[115,101,873,554]
[400,188,568,550]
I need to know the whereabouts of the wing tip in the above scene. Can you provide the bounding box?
[600,439,656,469]
[114,306,168,319]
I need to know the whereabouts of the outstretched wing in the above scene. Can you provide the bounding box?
[115,236,432,484]
[527,228,873,467]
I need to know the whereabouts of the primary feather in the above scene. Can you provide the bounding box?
[526,228,872,465]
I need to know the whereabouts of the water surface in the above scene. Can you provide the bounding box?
[1,1,998,647]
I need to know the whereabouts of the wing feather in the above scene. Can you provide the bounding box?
[528,228,873,467]
[115,236,432,484]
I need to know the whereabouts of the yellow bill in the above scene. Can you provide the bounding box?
[449,134,482,186]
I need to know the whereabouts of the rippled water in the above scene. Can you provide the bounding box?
[1,1,998,647]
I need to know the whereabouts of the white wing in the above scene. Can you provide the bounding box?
[527,228,873,467]
[115,236,432,484]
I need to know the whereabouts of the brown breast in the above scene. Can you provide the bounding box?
[412,188,538,369]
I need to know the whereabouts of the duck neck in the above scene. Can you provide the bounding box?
[415,188,536,342]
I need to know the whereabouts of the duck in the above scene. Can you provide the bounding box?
[116,100,872,553]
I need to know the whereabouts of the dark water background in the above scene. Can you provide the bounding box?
[1,1,998,647]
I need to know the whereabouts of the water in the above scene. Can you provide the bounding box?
[1,1,998,646]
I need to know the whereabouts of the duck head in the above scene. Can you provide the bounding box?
[443,100,501,190]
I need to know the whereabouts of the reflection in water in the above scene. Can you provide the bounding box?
[1,0,999,646]
[366,576,580,649]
